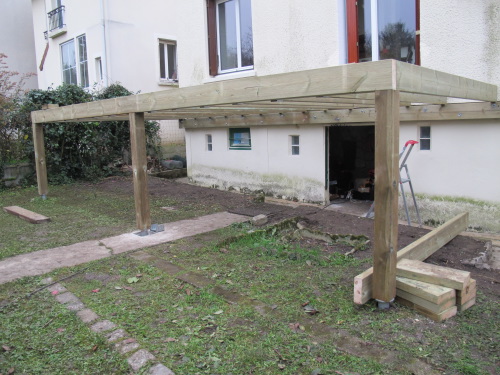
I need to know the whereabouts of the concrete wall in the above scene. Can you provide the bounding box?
[0,0,38,90]
[186,126,327,203]
[421,0,500,99]
[400,120,500,202]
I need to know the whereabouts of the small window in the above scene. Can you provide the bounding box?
[159,40,177,82]
[229,128,251,150]
[419,126,431,150]
[77,35,89,87]
[207,134,213,151]
[95,57,103,82]
[290,135,300,155]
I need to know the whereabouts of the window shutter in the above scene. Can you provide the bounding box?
[346,0,359,63]
[207,0,218,76]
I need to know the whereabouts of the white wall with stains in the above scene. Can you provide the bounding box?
[186,126,327,202]
[400,120,500,202]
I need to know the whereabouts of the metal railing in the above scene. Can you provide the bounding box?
[47,5,65,33]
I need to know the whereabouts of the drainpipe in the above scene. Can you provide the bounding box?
[99,0,109,86]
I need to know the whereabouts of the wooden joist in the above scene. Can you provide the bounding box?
[457,279,477,307]
[396,288,456,314]
[396,259,471,290]
[396,276,456,305]
[354,212,469,305]
[3,206,51,224]
[397,297,458,322]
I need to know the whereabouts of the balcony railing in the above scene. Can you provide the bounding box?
[48,5,65,33]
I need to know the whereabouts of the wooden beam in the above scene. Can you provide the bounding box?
[396,276,456,305]
[396,259,471,290]
[31,121,48,197]
[372,89,400,303]
[397,297,458,322]
[129,112,151,232]
[31,60,401,123]
[3,206,51,224]
[396,60,498,102]
[354,212,469,305]
[396,288,456,314]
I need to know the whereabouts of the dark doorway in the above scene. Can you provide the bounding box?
[328,125,375,201]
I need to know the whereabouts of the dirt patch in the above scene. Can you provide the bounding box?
[96,176,499,300]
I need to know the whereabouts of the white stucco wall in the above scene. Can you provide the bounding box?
[0,0,38,90]
[400,120,500,202]
[186,126,327,202]
[421,0,500,99]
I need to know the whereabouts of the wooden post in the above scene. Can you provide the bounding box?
[129,112,151,232]
[373,89,400,305]
[32,122,48,197]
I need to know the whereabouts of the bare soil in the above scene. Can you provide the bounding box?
[96,176,499,300]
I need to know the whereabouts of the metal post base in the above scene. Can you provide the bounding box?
[376,299,394,310]
[41,194,47,200]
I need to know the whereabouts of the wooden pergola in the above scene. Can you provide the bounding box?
[30,60,497,305]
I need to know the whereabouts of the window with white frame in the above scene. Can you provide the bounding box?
[60,34,89,87]
[419,126,431,150]
[95,57,103,82]
[207,0,253,75]
[207,134,213,151]
[290,135,300,155]
[159,40,178,82]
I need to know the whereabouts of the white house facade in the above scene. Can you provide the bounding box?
[30,0,500,203]
[0,0,38,90]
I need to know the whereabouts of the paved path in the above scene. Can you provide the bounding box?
[0,212,248,284]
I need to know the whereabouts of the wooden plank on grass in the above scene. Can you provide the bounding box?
[457,279,477,305]
[458,297,476,312]
[3,206,51,224]
[397,297,457,322]
[396,259,471,290]
[354,212,469,305]
[396,288,456,314]
[396,276,455,305]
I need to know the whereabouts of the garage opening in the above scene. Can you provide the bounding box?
[327,125,375,202]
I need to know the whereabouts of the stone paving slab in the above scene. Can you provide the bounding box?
[0,212,248,285]
[102,212,248,254]
[90,320,117,333]
[128,349,156,371]
[0,240,110,284]
[77,308,99,323]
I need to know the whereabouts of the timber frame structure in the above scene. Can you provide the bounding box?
[30,60,498,304]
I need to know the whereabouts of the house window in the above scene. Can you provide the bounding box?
[229,128,251,150]
[77,35,89,88]
[60,35,89,87]
[346,0,419,65]
[207,0,254,75]
[207,134,213,151]
[290,135,300,155]
[159,40,178,82]
[95,57,103,82]
[419,126,430,150]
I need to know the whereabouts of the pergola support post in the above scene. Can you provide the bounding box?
[129,112,151,233]
[373,89,400,307]
[32,122,48,199]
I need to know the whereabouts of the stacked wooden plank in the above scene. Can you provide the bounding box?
[353,212,479,322]
[395,259,476,321]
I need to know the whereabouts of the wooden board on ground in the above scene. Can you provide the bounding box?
[457,279,477,306]
[354,212,468,305]
[397,296,457,322]
[396,288,456,314]
[458,297,476,312]
[396,276,456,305]
[3,206,51,224]
[396,259,471,290]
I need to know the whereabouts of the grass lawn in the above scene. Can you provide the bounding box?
[0,183,498,374]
